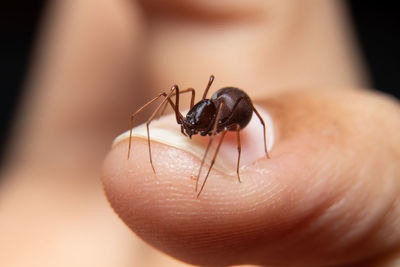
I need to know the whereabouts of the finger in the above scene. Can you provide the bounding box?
[0,1,175,267]
[11,0,148,165]
[103,88,400,266]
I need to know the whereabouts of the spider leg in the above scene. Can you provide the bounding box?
[235,124,242,183]
[128,92,168,159]
[197,130,227,198]
[181,87,196,108]
[128,85,188,173]
[201,75,215,100]
[145,88,182,173]
[195,101,224,193]
[245,99,270,159]
[156,101,169,120]
[227,97,271,159]
[157,87,196,119]
[195,136,213,192]
[170,85,186,124]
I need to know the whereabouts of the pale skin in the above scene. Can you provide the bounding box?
[1,1,400,266]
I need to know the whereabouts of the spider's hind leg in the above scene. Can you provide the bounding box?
[235,124,242,183]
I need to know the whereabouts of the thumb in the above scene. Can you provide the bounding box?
[102,88,400,266]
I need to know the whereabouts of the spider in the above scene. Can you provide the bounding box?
[128,75,270,197]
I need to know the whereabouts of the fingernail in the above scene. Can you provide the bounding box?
[113,105,274,174]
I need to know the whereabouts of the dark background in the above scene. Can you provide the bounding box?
[0,1,399,163]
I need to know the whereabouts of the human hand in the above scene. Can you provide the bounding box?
[2,0,400,266]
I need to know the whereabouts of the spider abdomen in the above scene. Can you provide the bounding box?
[211,87,253,130]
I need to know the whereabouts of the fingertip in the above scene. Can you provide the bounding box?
[101,98,324,266]
[102,89,400,266]
[102,111,281,266]
[102,133,314,266]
